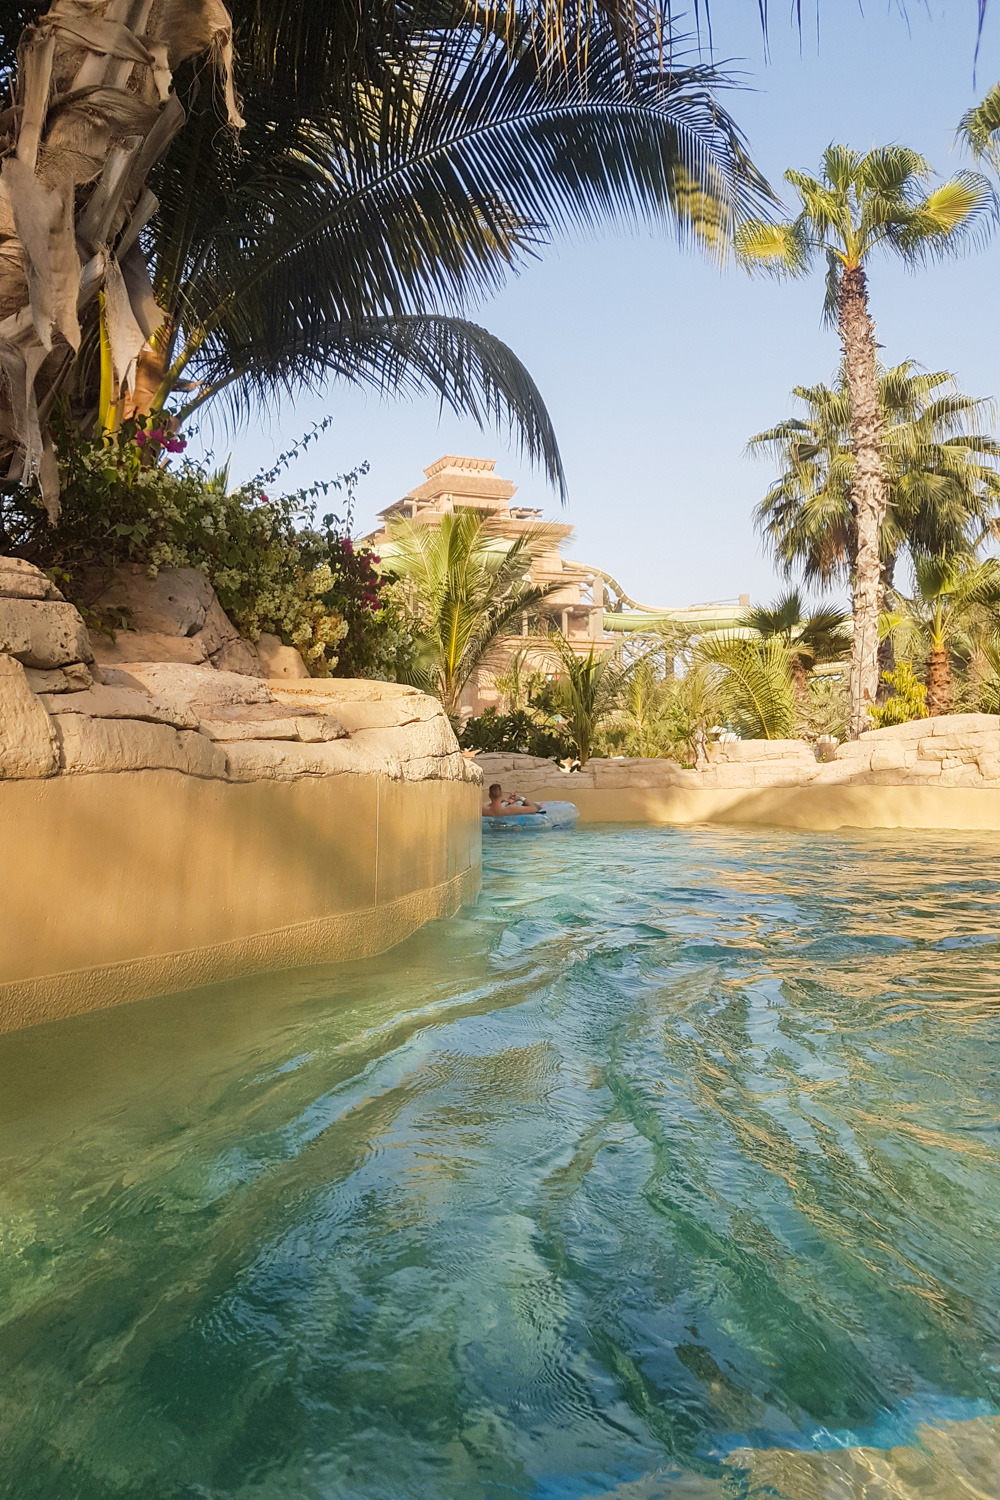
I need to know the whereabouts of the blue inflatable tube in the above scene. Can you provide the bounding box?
[482,800,580,833]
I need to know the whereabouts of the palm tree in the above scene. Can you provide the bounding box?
[750,364,1000,595]
[547,635,632,764]
[385,509,558,722]
[134,17,767,453]
[741,590,850,695]
[696,632,796,739]
[0,2,769,510]
[886,554,1000,715]
[736,147,993,737]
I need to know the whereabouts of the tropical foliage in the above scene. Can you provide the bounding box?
[867,663,929,729]
[736,145,993,736]
[386,510,559,722]
[882,554,1000,715]
[740,590,851,694]
[694,632,796,740]
[459,707,571,760]
[2,421,393,675]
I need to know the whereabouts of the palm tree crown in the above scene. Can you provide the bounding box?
[385,509,559,722]
[750,363,1000,589]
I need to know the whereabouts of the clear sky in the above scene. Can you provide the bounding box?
[194,2,1000,612]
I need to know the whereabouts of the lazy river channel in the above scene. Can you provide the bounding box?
[1,826,1000,1498]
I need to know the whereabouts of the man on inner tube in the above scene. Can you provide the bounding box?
[482,784,545,816]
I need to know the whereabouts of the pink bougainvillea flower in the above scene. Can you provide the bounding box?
[149,429,164,444]
[342,538,354,554]
[134,429,147,447]
[165,437,186,453]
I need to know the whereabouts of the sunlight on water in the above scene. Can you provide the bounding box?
[1,826,999,1499]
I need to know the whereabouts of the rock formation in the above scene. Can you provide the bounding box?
[476,716,1000,793]
[0,558,476,787]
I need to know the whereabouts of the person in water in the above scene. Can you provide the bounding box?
[482,784,545,816]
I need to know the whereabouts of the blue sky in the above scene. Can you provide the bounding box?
[194,2,1000,611]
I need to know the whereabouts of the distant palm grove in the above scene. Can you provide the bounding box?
[1,1,1000,745]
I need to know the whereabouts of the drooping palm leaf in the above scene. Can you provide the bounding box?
[147,18,771,406]
[181,314,568,496]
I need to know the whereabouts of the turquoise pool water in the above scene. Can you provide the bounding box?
[1,826,1000,1498]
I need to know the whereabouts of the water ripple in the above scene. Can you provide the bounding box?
[0,825,999,1498]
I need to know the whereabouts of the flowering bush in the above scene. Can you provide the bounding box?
[0,415,395,676]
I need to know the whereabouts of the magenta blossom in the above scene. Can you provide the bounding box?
[135,429,147,447]
[165,437,186,453]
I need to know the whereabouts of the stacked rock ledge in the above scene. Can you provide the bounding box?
[0,560,479,787]
[474,714,1000,799]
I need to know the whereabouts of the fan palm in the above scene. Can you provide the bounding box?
[741,590,850,695]
[736,146,993,736]
[750,364,1000,591]
[886,554,1000,715]
[386,508,559,722]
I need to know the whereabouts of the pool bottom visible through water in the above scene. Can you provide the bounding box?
[1,825,1000,1499]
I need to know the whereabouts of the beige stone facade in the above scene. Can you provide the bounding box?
[365,455,750,716]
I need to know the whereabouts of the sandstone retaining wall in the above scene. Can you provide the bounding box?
[476,716,1000,831]
[0,560,482,1033]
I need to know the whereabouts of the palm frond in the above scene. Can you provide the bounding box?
[696,631,796,738]
[183,314,567,497]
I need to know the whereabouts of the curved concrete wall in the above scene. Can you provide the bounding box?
[0,771,481,1034]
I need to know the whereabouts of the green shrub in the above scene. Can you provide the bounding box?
[2,417,396,676]
[867,662,929,728]
[459,707,571,759]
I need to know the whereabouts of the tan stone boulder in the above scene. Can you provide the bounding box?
[24,663,96,693]
[256,632,310,678]
[105,662,274,709]
[710,738,816,763]
[93,630,210,667]
[81,564,265,677]
[224,738,385,782]
[858,718,928,742]
[0,598,94,669]
[196,702,346,743]
[0,557,64,601]
[82,563,214,636]
[928,712,998,735]
[0,654,58,778]
[38,685,198,730]
[54,715,229,779]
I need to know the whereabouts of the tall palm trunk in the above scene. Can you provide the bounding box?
[839,263,888,738]
[925,647,953,716]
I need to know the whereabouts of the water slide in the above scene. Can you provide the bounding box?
[564,561,749,635]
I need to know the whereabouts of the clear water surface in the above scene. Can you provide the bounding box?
[2,825,1000,1498]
